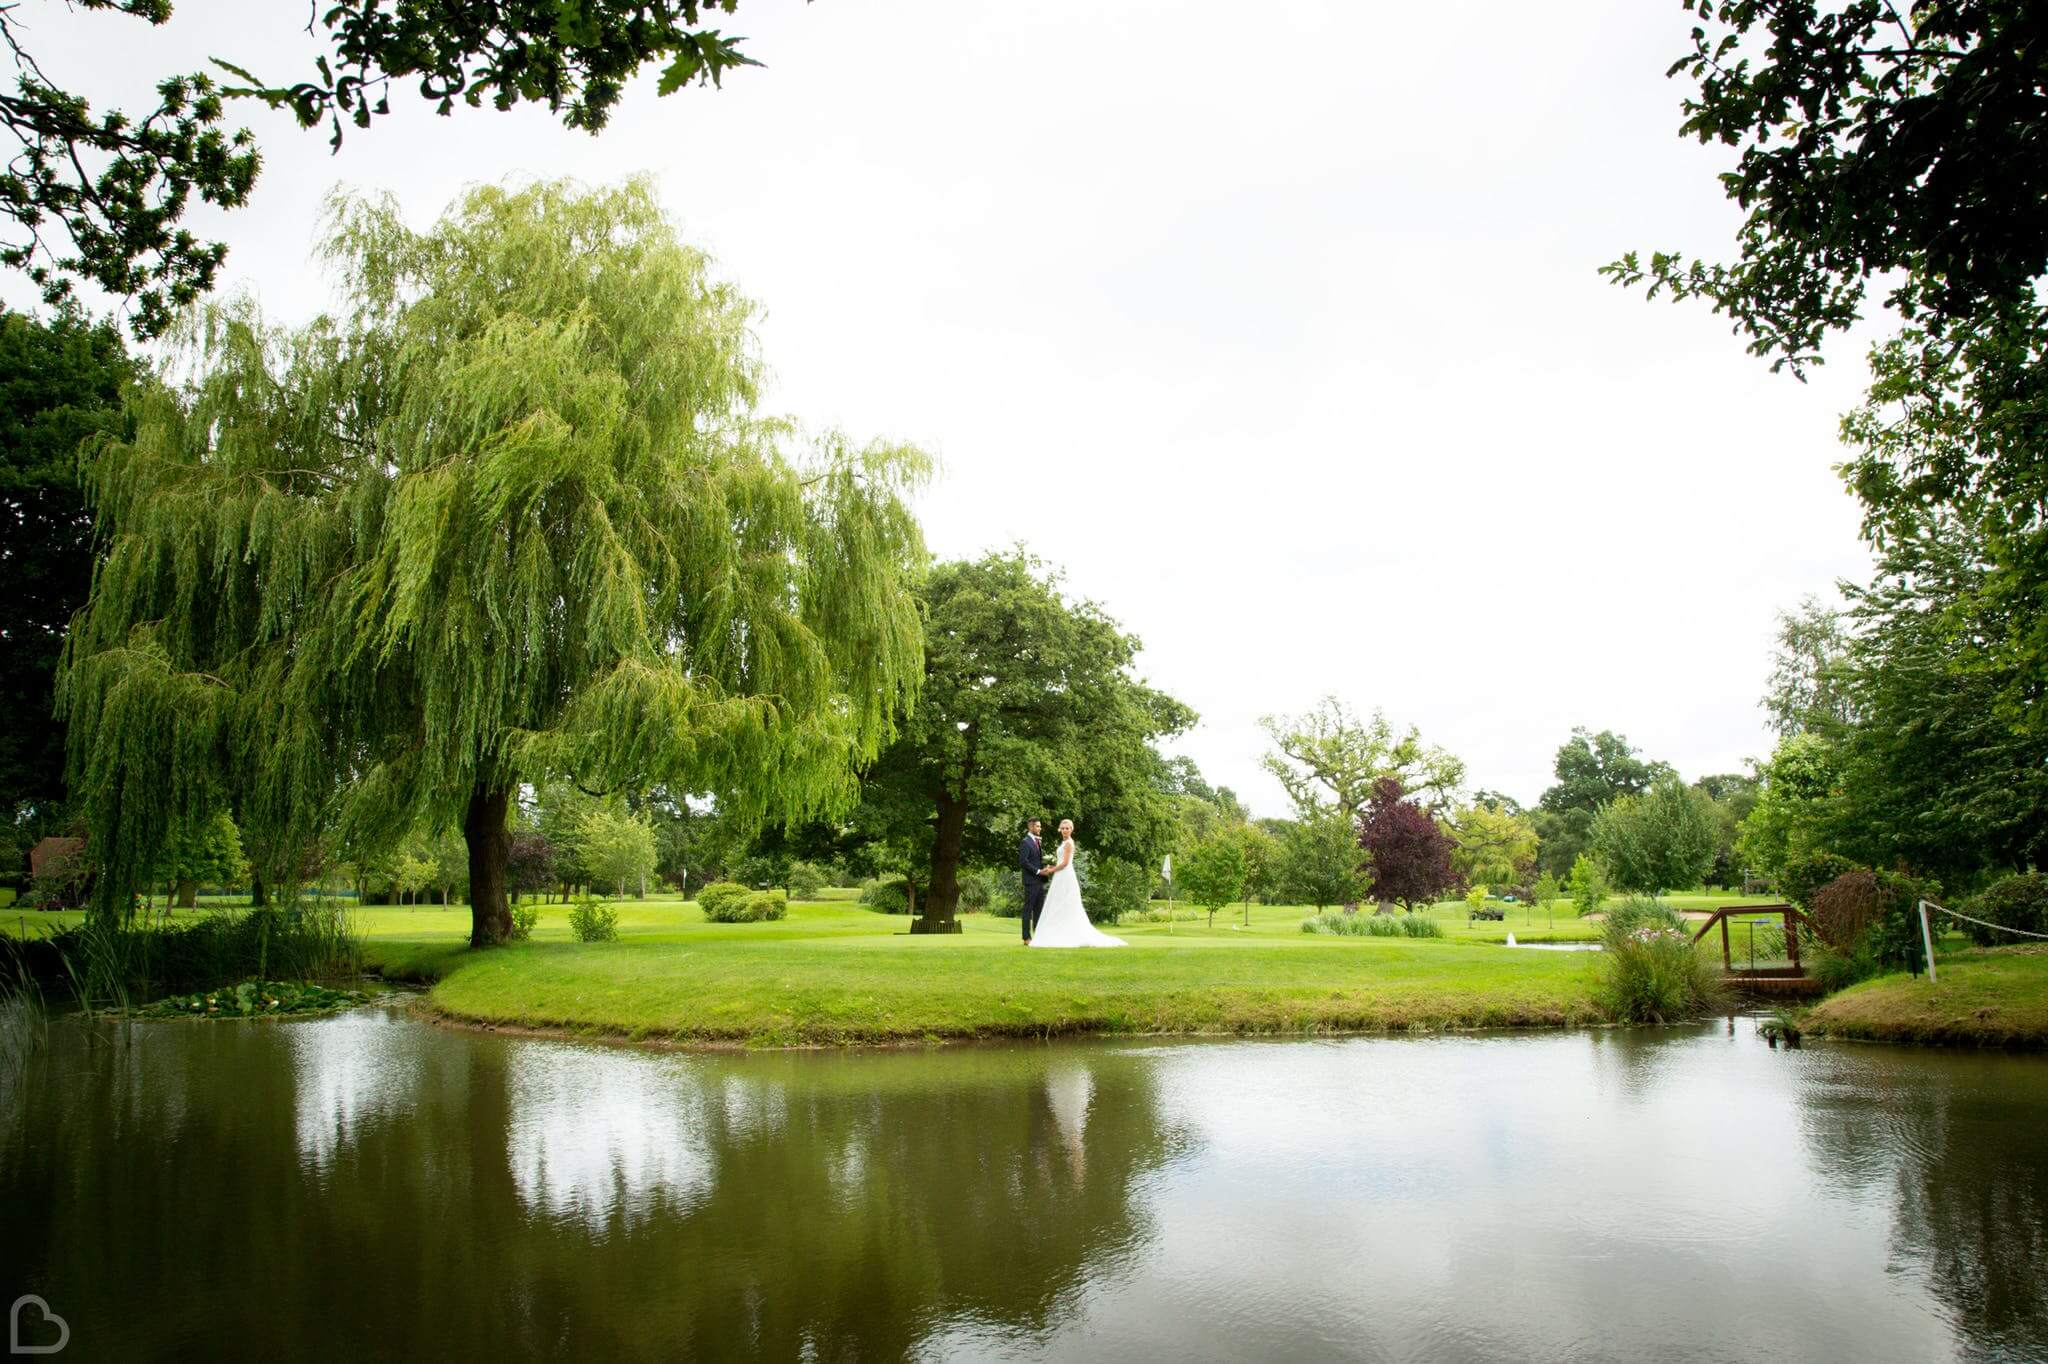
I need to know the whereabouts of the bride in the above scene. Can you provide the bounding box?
[1030,819,1127,949]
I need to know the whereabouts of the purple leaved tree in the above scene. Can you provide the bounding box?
[1358,778,1459,913]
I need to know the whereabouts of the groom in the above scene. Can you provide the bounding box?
[1019,817,1051,942]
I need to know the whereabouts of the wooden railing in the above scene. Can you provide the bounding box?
[1688,903,1818,978]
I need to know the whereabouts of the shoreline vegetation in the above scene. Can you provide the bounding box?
[10,893,2042,1050]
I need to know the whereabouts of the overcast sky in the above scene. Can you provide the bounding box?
[9,0,1877,814]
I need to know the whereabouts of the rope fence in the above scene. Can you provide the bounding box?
[1917,899,2048,984]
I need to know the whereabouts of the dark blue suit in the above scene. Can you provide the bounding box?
[1019,831,1047,940]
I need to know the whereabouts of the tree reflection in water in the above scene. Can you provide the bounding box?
[0,1012,1182,1359]
[1794,1046,2048,1357]
[5,1012,2046,1360]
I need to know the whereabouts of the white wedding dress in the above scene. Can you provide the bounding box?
[1030,838,1127,948]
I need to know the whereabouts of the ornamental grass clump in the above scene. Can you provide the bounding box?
[1301,912,1442,938]
[1597,898,1726,1024]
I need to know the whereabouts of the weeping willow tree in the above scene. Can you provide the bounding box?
[60,178,928,943]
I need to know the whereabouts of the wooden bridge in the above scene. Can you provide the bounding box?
[1688,903,1827,999]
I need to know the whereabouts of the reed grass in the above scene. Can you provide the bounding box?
[1301,911,1444,938]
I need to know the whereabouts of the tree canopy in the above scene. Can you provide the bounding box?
[1606,1,2048,372]
[60,177,929,941]
[1589,776,1716,897]
[847,551,1194,932]
[1741,512,2048,891]
[0,308,136,816]
[1762,596,1854,738]
[1538,728,1669,815]
[1358,777,1458,911]
[1258,697,1464,821]
[1616,3,2048,757]
[1450,801,1538,891]
[1273,806,1367,910]
[2,2,770,338]
[1532,727,1671,878]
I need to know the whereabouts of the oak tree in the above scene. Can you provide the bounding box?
[848,551,1193,933]
[1259,697,1464,822]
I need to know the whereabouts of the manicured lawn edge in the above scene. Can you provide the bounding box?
[1802,948,2048,1049]
[418,992,1612,1049]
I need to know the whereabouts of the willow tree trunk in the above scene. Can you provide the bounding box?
[465,783,514,947]
[912,794,968,935]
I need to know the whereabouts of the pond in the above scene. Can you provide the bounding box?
[3,1008,2045,1361]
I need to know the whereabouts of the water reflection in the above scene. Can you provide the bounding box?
[288,1009,423,1168]
[1794,1047,2048,1356]
[2,1010,2044,1361]
[507,1046,713,1231]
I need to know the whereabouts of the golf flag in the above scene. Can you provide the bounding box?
[1162,854,1172,881]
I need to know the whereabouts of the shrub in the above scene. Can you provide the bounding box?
[1597,911,1725,1023]
[786,862,829,899]
[1804,868,1936,971]
[1804,870,1888,951]
[568,897,618,942]
[1779,851,1858,910]
[955,869,994,913]
[859,878,911,913]
[508,903,541,942]
[988,875,1023,918]
[1811,940,1882,993]
[1301,911,1443,938]
[706,888,787,923]
[695,881,753,920]
[1962,873,2048,947]
[1084,856,1151,922]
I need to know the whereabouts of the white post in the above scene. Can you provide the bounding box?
[1918,899,1939,983]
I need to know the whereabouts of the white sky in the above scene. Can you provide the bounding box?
[8,0,1876,813]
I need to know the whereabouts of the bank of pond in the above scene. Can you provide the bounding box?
[6,894,2045,1051]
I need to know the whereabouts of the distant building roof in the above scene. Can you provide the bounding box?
[29,836,85,880]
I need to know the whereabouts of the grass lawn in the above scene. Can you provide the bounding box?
[0,889,1805,1048]
[345,896,1609,1045]
[1803,947,2048,1048]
